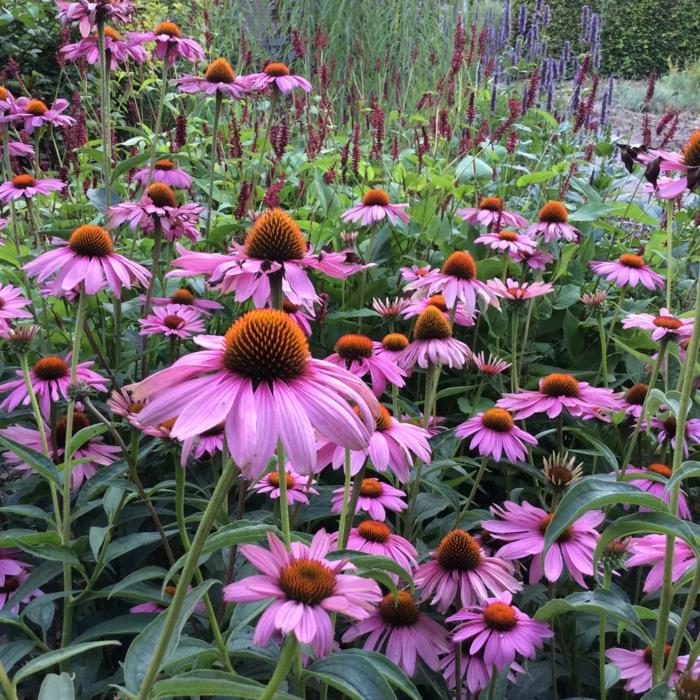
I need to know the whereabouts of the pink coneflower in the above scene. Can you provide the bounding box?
[317,405,431,481]
[181,423,225,462]
[441,643,522,695]
[126,309,378,479]
[447,592,553,671]
[642,130,700,199]
[373,333,410,364]
[177,58,250,99]
[326,334,406,396]
[401,294,474,327]
[456,408,537,462]
[281,299,315,335]
[0,283,32,323]
[0,353,106,417]
[0,548,40,613]
[18,98,76,135]
[138,303,205,338]
[511,248,554,270]
[331,478,407,521]
[5,141,34,158]
[372,296,410,320]
[251,466,317,504]
[483,501,603,587]
[622,308,693,342]
[223,530,381,656]
[475,229,536,256]
[607,646,695,694]
[405,252,499,315]
[169,209,361,310]
[342,590,450,677]
[338,521,417,574]
[627,534,696,593]
[651,415,700,456]
[341,189,410,226]
[130,584,205,614]
[400,264,433,284]
[0,173,64,202]
[24,225,150,297]
[147,287,222,315]
[1,413,120,488]
[56,0,133,37]
[621,382,648,418]
[472,352,511,375]
[126,21,204,67]
[590,253,664,290]
[107,388,148,430]
[244,62,312,93]
[133,159,192,189]
[399,306,471,370]
[627,463,691,519]
[497,372,622,419]
[456,196,527,229]
[61,26,146,68]
[487,277,554,303]
[108,182,203,243]
[415,530,521,613]
[525,201,580,243]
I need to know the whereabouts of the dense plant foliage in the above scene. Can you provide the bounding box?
[0,1,699,699]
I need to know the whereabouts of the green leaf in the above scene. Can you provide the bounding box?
[516,169,555,187]
[535,589,651,644]
[13,641,119,684]
[544,476,668,550]
[74,614,162,643]
[0,504,53,523]
[107,566,168,598]
[639,685,673,700]
[151,670,300,698]
[105,532,167,563]
[0,435,60,484]
[337,650,421,700]
[67,424,108,458]
[455,156,493,182]
[307,651,397,700]
[666,460,700,494]
[111,152,151,182]
[568,202,616,222]
[123,580,214,692]
[38,673,75,700]
[89,526,108,560]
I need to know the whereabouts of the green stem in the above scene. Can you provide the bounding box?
[339,464,367,549]
[607,287,627,340]
[205,92,223,239]
[146,58,170,183]
[598,569,612,700]
[60,290,89,648]
[140,223,163,379]
[518,298,535,383]
[619,342,668,476]
[0,660,17,700]
[665,200,673,311]
[510,310,519,392]
[277,441,291,545]
[175,463,189,551]
[135,460,238,700]
[455,456,489,527]
[597,312,608,387]
[97,20,111,207]
[662,566,700,681]
[336,448,353,547]
[270,272,284,310]
[653,277,700,683]
[258,634,299,700]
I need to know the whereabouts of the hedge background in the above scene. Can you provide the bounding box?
[543,0,700,78]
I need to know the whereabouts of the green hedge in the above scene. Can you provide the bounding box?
[543,0,700,78]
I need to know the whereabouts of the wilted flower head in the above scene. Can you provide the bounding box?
[581,290,607,311]
[543,452,584,488]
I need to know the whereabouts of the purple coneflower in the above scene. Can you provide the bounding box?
[487,277,554,303]
[455,408,537,462]
[373,333,410,364]
[177,58,250,99]
[222,530,381,656]
[244,62,312,93]
[525,201,580,243]
[146,287,222,315]
[0,548,40,613]
[627,534,696,593]
[181,423,225,463]
[472,351,511,375]
[590,253,664,290]
[511,248,554,270]
[475,229,536,256]
[341,189,410,226]
[251,466,317,504]
[126,21,204,67]
[447,592,552,671]
[0,173,64,202]
[626,463,691,519]
[607,647,696,694]
[334,520,417,574]
[401,294,474,327]
[497,372,622,419]
[372,296,410,320]
[17,98,76,135]
[641,130,700,198]
[56,0,133,37]
[61,25,146,67]
[415,529,521,612]
[623,307,693,342]
[133,159,192,189]
[24,225,150,297]
[342,590,450,677]
[282,299,315,335]
[456,196,527,229]
[400,264,433,284]
[126,309,378,479]
[621,382,648,418]
[326,334,406,396]
[0,284,32,323]
[331,478,407,521]
[651,415,700,456]
[483,500,603,587]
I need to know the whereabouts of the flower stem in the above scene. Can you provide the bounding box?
[336,448,353,547]
[205,92,223,239]
[19,354,62,532]
[141,223,163,379]
[598,568,612,700]
[510,310,520,392]
[146,58,170,183]
[258,634,299,700]
[455,456,489,527]
[652,276,700,683]
[665,200,673,311]
[249,91,279,209]
[596,312,608,387]
[270,272,283,310]
[277,442,292,546]
[97,20,111,208]
[60,289,89,648]
[135,460,238,700]
[455,643,462,700]
[0,660,17,700]
[619,342,667,477]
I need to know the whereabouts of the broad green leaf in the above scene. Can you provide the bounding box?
[0,435,60,484]
[666,461,700,494]
[639,685,673,700]
[516,169,555,187]
[151,670,300,698]
[67,424,108,458]
[111,152,151,182]
[123,580,214,692]
[307,652,397,700]
[455,156,493,182]
[337,650,421,700]
[74,614,157,643]
[568,202,616,222]
[0,504,53,523]
[105,532,167,563]
[544,477,667,550]
[13,641,119,683]
[535,589,651,644]
[38,673,74,700]
[0,640,35,673]
[107,566,168,598]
